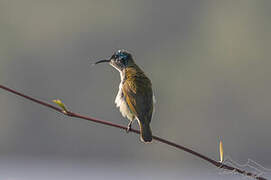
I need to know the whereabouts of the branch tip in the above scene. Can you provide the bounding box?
[219,140,224,163]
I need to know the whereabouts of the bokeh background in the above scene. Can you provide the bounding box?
[0,0,271,179]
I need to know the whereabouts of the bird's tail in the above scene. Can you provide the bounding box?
[139,122,152,143]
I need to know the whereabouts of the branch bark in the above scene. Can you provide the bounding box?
[0,84,267,180]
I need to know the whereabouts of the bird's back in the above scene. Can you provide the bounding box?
[123,65,154,142]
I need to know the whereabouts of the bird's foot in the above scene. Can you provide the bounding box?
[126,121,132,133]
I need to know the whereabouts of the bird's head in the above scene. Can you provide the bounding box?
[95,50,134,71]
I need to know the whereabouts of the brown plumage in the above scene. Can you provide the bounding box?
[123,65,153,142]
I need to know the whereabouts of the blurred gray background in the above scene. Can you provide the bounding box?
[0,0,271,179]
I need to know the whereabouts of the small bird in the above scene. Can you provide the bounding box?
[94,50,155,143]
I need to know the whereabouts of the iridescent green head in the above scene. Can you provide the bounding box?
[95,50,134,71]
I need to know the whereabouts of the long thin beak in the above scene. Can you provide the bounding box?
[95,59,110,64]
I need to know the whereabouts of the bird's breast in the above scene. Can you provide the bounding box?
[115,77,134,121]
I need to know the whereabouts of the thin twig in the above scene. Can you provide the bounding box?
[0,84,267,180]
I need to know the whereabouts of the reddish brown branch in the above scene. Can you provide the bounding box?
[0,84,267,180]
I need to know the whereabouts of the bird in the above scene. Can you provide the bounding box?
[94,49,155,143]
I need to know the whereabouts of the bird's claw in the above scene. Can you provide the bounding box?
[126,122,132,133]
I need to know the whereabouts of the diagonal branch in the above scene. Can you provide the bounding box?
[0,84,267,180]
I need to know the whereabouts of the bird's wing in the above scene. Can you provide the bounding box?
[122,77,153,123]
